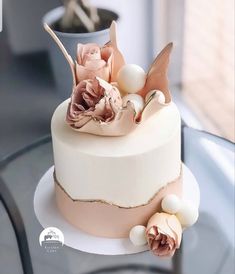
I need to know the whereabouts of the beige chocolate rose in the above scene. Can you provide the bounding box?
[67,77,122,128]
[146,213,182,257]
[76,42,124,83]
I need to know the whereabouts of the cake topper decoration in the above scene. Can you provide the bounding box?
[67,77,123,129]
[117,64,147,94]
[146,212,182,257]
[128,195,199,257]
[45,22,173,136]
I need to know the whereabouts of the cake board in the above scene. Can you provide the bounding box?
[34,164,200,255]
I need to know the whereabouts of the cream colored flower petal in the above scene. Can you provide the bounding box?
[148,213,175,239]
[73,116,92,128]
[44,23,76,87]
[75,103,136,136]
[84,59,106,70]
[78,43,102,64]
[101,46,113,63]
[76,62,110,83]
[167,215,182,247]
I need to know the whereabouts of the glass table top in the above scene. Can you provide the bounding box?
[0,127,234,274]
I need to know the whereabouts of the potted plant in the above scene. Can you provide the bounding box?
[43,0,118,99]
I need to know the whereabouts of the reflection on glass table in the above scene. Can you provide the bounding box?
[0,127,234,274]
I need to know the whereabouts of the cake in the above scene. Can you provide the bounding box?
[46,21,199,257]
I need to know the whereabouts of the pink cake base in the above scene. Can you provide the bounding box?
[54,171,182,238]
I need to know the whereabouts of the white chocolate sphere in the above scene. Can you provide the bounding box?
[161,194,182,214]
[129,225,147,246]
[145,90,165,104]
[176,201,199,228]
[117,64,146,93]
[122,94,144,114]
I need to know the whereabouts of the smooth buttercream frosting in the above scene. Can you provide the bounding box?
[54,172,182,238]
[52,99,181,207]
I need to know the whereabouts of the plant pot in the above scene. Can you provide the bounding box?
[4,0,60,54]
[42,6,118,100]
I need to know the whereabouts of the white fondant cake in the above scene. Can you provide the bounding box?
[52,99,181,207]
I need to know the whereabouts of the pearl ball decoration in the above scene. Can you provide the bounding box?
[176,201,199,228]
[117,64,146,94]
[161,194,182,214]
[122,94,145,114]
[129,225,147,246]
[145,90,165,104]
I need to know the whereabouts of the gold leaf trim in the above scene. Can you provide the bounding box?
[53,164,182,209]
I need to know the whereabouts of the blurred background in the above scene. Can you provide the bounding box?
[0,0,234,159]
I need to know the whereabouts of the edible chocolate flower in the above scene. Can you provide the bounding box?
[75,21,125,83]
[146,213,182,257]
[76,43,113,83]
[67,77,122,128]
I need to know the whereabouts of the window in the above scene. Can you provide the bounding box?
[182,0,234,142]
[153,0,234,142]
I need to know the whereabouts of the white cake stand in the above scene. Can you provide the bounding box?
[34,164,200,255]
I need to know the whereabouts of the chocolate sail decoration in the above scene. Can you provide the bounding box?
[44,23,77,86]
[138,43,173,103]
[106,21,126,82]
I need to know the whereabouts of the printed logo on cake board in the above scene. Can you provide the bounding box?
[39,227,64,253]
